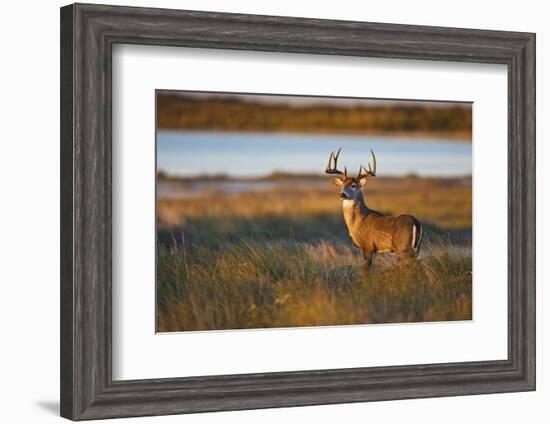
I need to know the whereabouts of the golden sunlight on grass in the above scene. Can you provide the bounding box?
[156,176,472,332]
[157,239,471,331]
[158,176,471,229]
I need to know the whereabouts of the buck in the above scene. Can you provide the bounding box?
[325,148,422,268]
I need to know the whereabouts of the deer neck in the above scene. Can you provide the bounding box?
[342,195,370,233]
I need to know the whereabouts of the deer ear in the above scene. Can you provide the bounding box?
[358,177,369,187]
[332,178,344,187]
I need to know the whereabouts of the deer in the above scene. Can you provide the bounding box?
[325,148,423,268]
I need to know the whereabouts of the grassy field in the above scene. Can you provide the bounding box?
[157,175,472,332]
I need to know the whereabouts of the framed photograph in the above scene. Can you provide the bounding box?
[155,91,474,333]
[60,3,535,420]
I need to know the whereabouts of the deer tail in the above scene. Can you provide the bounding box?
[412,221,423,252]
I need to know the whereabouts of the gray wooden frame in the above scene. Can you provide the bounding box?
[60,3,536,421]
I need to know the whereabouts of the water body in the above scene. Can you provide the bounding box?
[157,131,471,178]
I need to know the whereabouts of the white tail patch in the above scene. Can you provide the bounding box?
[412,224,423,251]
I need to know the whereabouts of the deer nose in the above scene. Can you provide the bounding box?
[339,192,348,199]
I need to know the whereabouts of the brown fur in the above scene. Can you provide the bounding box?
[334,176,422,268]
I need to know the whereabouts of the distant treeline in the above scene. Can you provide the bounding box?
[157,94,472,139]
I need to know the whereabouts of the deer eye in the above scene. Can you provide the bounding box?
[351,183,357,189]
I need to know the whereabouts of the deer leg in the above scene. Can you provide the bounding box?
[362,250,374,270]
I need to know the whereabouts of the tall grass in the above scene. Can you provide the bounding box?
[156,176,472,332]
[157,238,471,332]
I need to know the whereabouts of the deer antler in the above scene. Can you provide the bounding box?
[357,149,377,180]
[325,148,347,177]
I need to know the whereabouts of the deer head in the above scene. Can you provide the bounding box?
[325,148,376,200]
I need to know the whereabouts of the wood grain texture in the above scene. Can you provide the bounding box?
[60,3,536,420]
[60,4,74,419]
